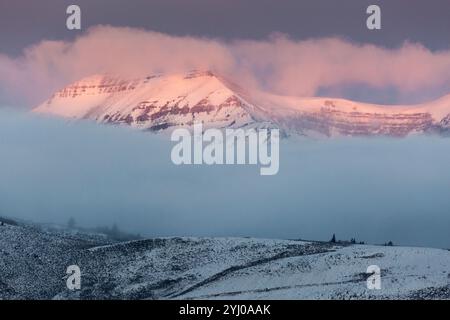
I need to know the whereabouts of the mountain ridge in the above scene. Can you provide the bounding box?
[33,71,450,137]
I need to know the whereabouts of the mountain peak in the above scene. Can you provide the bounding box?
[33,71,257,131]
[183,70,217,79]
[33,72,450,137]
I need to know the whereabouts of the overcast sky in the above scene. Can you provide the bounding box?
[1,0,450,55]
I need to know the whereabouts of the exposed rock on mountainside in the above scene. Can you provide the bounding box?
[34,71,450,137]
[34,71,259,132]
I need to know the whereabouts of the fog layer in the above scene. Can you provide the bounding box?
[1,109,449,248]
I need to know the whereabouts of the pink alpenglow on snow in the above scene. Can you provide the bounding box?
[33,71,450,138]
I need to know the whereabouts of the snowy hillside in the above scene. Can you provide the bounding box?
[33,71,450,137]
[1,222,449,299]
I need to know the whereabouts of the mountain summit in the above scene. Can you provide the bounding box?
[34,71,260,132]
[34,71,450,137]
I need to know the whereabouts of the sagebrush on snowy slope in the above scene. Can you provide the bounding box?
[1,222,449,299]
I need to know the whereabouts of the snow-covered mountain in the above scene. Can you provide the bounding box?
[33,71,263,132]
[34,71,450,137]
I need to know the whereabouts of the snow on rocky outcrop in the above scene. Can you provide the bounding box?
[1,223,449,299]
[33,71,260,132]
[33,70,450,137]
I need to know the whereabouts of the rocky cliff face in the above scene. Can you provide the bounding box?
[277,108,434,137]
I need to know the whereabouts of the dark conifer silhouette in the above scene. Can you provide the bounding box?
[330,234,336,243]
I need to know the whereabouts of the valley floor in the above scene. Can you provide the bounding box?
[0,223,449,300]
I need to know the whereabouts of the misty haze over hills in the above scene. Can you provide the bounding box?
[1,108,450,248]
[1,22,450,255]
[2,1,450,301]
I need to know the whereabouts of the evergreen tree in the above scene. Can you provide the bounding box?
[330,233,336,243]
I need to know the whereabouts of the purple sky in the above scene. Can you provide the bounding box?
[1,0,450,55]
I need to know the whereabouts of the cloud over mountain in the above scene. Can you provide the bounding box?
[1,25,450,107]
